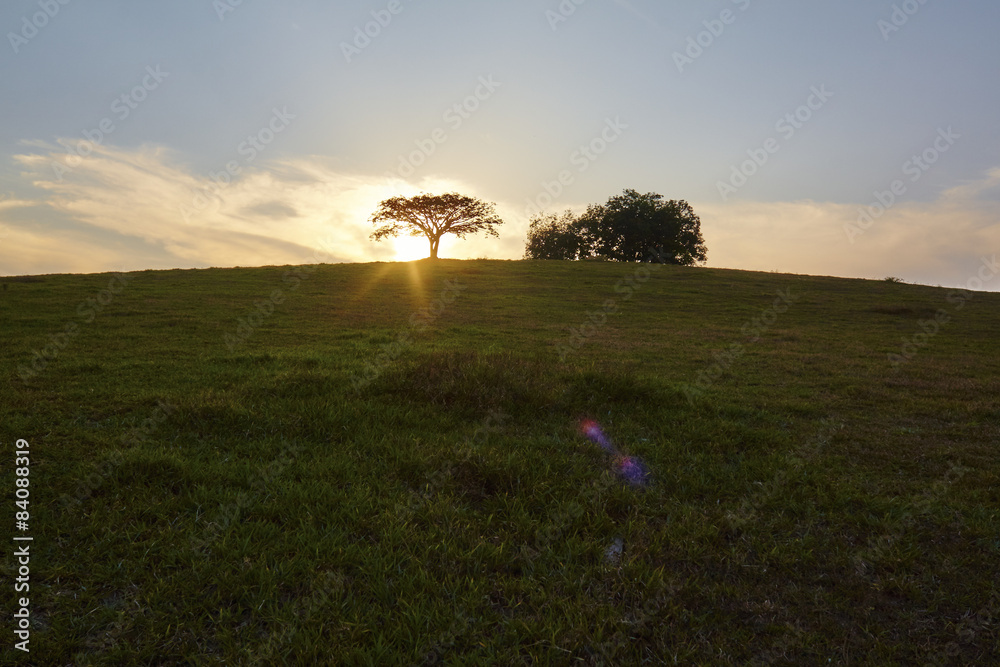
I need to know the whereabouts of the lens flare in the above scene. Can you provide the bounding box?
[617,456,650,486]
[580,419,614,453]
[579,418,650,487]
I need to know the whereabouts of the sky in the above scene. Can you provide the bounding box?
[1,0,998,290]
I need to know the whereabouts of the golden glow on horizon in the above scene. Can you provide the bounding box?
[5,141,1000,289]
[393,235,431,261]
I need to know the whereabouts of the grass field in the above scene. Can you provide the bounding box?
[2,258,998,665]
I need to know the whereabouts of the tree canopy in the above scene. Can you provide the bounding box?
[524,189,707,264]
[523,210,583,260]
[370,192,504,259]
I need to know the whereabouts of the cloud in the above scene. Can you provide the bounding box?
[0,222,127,276]
[0,195,37,212]
[3,141,479,274]
[939,167,1000,204]
[2,140,997,291]
[242,201,300,220]
[696,169,1000,289]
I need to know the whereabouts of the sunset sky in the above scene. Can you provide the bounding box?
[1,0,998,289]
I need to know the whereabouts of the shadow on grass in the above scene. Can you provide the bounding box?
[362,349,688,421]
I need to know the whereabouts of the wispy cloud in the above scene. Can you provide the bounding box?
[3,141,998,290]
[697,170,1000,289]
[3,141,477,275]
[939,167,1000,203]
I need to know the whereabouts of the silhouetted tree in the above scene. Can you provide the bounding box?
[370,192,504,259]
[578,189,706,264]
[523,190,707,264]
[523,210,583,260]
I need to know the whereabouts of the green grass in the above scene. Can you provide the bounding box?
[2,259,998,665]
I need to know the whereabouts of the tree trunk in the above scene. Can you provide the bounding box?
[429,235,439,259]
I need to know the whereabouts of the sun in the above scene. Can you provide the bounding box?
[393,234,430,261]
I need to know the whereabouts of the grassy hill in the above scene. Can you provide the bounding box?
[2,259,998,665]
